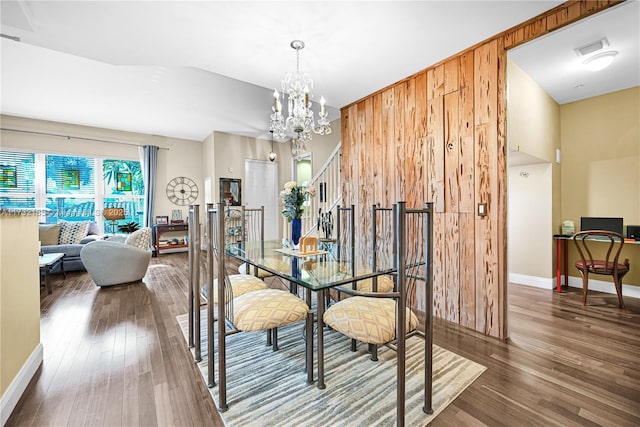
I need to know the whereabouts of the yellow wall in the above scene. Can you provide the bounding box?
[1,214,40,396]
[561,87,640,286]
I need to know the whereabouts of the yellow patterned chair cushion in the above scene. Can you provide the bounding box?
[238,258,289,278]
[203,274,268,303]
[352,271,395,293]
[323,297,419,345]
[233,289,310,332]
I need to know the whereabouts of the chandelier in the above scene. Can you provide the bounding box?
[269,40,331,148]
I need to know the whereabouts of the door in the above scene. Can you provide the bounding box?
[244,159,278,240]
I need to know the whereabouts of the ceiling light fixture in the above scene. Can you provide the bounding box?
[270,40,331,144]
[583,51,618,71]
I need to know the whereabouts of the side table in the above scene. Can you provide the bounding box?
[39,252,66,294]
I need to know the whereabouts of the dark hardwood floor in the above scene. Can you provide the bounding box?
[7,253,640,426]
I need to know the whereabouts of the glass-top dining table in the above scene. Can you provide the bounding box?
[191,201,435,425]
[224,239,397,389]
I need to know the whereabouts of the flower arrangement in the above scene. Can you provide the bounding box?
[279,181,315,222]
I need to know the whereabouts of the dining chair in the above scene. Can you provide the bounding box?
[201,206,269,302]
[572,230,630,309]
[323,201,435,417]
[204,203,313,411]
[324,203,425,346]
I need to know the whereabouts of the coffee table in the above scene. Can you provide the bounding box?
[39,252,65,294]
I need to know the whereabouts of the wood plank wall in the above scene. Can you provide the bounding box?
[340,0,622,339]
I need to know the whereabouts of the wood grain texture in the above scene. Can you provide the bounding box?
[444,212,460,323]
[496,37,508,340]
[347,103,359,207]
[432,212,445,319]
[458,85,475,214]
[426,96,444,213]
[427,64,444,101]
[8,260,640,426]
[382,87,396,208]
[429,284,640,427]
[394,82,406,204]
[340,108,350,204]
[444,91,459,213]
[415,71,428,209]
[404,78,419,208]
[338,0,621,339]
[373,93,384,208]
[459,212,476,329]
[444,57,459,95]
[6,256,222,427]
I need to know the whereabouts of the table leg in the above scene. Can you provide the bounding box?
[556,238,562,292]
[305,311,314,385]
[44,268,52,294]
[563,240,568,288]
[316,289,326,389]
[59,257,66,279]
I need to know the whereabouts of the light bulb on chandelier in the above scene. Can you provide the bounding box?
[270,40,331,144]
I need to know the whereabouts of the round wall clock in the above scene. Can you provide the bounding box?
[166,176,199,206]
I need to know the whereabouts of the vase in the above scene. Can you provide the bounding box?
[291,218,302,246]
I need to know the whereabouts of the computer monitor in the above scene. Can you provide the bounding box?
[580,217,623,235]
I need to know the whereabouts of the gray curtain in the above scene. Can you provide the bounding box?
[139,145,158,228]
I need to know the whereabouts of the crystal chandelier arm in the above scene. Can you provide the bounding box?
[268,40,331,142]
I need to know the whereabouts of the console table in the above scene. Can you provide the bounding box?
[152,223,188,256]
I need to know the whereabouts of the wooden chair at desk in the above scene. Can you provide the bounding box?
[572,230,630,309]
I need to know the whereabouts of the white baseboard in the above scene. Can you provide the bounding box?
[1,343,43,426]
[509,273,640,299]
[509,273,554,289]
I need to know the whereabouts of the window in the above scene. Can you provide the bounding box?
[0,151,36,209]
[103,159,144,226]
[45,154,96,223]
[0,150,143,232]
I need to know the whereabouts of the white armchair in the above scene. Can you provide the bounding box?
[80,227,152,287]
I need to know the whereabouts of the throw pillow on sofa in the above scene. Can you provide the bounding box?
[39,223,61,246]
[124,228,151,250]
[58,220,91,244]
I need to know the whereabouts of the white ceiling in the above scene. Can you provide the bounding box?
[509,0,639,105]
[4,1,633,143]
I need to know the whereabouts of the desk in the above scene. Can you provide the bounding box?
[39,252,65,294]
[553,235,571,292]
[554,234,639,293]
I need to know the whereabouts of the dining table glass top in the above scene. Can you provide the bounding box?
[224,239,396,291]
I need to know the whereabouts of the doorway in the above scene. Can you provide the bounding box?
[244,159,278,240]
[293,153,312,185]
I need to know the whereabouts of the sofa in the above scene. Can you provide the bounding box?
[39,220,103,273]
[80,227,152,287]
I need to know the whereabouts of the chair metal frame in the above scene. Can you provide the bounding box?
[572,230,629,309]
[329,201,434,420]
[196,202,313,411]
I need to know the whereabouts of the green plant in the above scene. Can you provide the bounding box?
[117,221,140,233]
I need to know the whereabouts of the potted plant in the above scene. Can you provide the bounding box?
[117,221,140,234]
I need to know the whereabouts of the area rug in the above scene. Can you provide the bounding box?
[177,311,485,426]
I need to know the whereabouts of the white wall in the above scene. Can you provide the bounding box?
[508,163,553,279]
